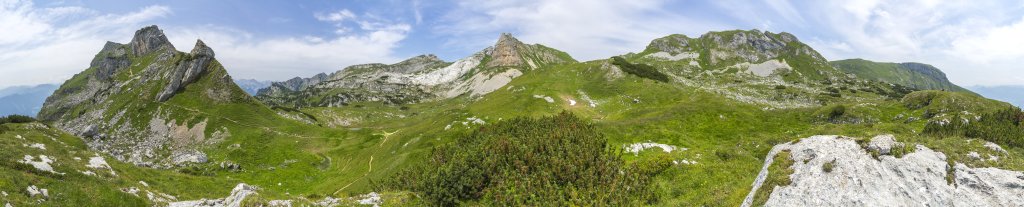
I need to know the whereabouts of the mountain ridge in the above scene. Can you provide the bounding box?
[12,25,1024,206]
[831,58,972,94]
[37,25,262,167]
[255,33,576,107]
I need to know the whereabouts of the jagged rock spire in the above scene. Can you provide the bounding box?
[486,33,525,67]
[191,39,215,57]
[130,25,174,56]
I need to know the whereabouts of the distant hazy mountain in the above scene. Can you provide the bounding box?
[0,84,58,116]
[968,85,1024,107]
[233,79,272,95]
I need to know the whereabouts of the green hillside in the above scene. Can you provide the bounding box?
[831,58,973,93]
[6,27,1024,206]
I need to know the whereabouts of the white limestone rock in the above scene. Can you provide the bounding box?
[87,154,117,176]
[742,135,1024,207]
[26,185,47,198]
[19,155,61,174]
[168,183,258,207]
[356,192,381,207]
[866,134,902,155]
[624,142,683,155]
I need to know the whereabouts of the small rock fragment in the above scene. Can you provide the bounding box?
[26,185,47,198]
[967,151,982,160]
[867,134,902,155]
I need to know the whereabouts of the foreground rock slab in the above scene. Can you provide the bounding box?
[743,135,1024,207]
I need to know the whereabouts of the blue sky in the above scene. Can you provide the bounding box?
[2,0,1024,88]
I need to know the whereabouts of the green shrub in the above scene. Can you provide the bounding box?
[924,107,1024,148]
[813,104,848,123]
[828,105,847,120]
[382,112,669,206]
[822,159,835,173]
[611,57,670,82]
[240,193,268,207]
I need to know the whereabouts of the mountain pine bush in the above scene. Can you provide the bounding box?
[611,56,670,82]
[924,107,1024,147]
[381,111,670,206]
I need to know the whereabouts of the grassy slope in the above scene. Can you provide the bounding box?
[15,34,1024,206]
[13,56,1024,206]
[0,123,235,206]
[289,56,1022,205]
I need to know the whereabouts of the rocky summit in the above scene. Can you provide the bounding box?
[4,23,1022,207]
[37,25,252,168]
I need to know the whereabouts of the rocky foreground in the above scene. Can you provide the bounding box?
[744,135,1024,207]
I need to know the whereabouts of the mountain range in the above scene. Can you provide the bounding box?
[1,26,1023,206]
[0,84,58,116]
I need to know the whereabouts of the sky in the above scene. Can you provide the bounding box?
[1,0,1023,88]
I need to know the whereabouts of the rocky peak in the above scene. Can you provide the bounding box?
[190,39,215,57]
[699,30,821,63]
[486,33,526,68]
[645,34,693,55]
[98,41,125,55]
[129,25,175,56]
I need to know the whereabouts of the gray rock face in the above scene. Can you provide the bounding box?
[156,40,215,102]
[743,135,1024,207]
[130,25,175,57]
[645,30,824,67]
[646,34,692,55]
[92,41,132,81]
[168,183,259,207]
[866,134,902,155]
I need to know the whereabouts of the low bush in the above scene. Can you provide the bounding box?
[611,57,670,83]
[924,107,1024,148]
[381,111,670,206]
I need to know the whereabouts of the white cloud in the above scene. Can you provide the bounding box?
[315,9,355,22]
[411,0,423,24]
[949,17,1024,63]
[168,9,410,81]
[438,0,1024,86]
[436,0,729,61]
[0,0,171,88]
[791,0,1024,86]
[0,1,410,88]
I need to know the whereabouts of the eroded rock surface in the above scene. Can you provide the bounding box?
[743,135,1024,207]
[168,183,258,207]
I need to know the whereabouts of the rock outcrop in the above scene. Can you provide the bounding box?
[486,33,525,68]
[743,135,1024,207]
[256,33,576,108]
[156,40,215,102]
[168,183,259,207]
[130,25,175,57]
